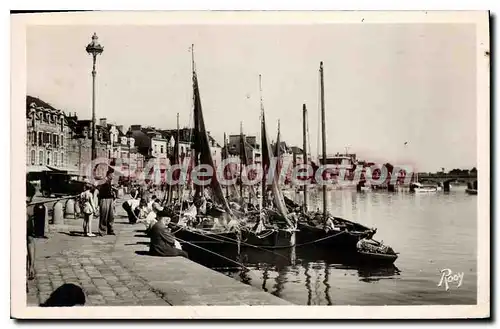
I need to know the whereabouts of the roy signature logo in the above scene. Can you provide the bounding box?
[437,269,464,291]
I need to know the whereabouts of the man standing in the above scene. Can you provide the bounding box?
[98,170,116,236]
[26,182,37,280]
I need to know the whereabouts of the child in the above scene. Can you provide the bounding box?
[80,183,97,237]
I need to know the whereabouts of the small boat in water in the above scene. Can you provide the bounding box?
[355,238,398,265]
[466,180,478,195]
[410,182,438,193]
[356,250,398,265]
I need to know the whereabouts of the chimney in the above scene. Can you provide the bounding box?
[130,124,141,131]
[99,118,107,127]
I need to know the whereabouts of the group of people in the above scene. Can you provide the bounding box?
[121,185,188,258]
[79,170,117,237]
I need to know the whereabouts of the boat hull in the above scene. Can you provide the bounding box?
[296,223,365,251]
[414,187,438,193]
[172,226,296,249]
[355,251,398,265]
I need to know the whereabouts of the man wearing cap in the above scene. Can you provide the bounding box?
[98,170,117,236]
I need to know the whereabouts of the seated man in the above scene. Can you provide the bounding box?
[149,217,188,258]
[356,234,381,252]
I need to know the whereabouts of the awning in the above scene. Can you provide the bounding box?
[26,165,50,173]
[46,165,80,175]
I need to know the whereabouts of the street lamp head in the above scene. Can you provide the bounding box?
[86,32,104,56]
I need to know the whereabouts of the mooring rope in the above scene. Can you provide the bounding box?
[171,222,290,259]
[295,230,346,247]
[174,236,252,272]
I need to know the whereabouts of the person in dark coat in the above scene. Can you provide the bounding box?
[26,181,36,280]
[98,170,117,236]
[149,217,188,258]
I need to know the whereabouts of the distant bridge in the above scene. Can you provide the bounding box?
[416,174,477,183]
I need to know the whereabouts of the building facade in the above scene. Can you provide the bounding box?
[226,134,260,164]
[26,96,71,171]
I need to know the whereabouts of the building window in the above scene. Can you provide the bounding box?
[61,153,64,166]
[30,150,35,165]
[160,145,164,154]
[38,132,43,146]
[54,152,58,166]
[46,151,51,166]
[155,145,158,153]
[55,134,59,147]
[61,135,64,147]
[39,151,44,165]
[32,131,37,145]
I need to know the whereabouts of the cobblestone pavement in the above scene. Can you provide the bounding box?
[26,197,291,307]
[26,198,171,306]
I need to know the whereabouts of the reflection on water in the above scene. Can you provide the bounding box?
[186,187,477,305]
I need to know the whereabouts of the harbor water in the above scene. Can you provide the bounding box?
[186,186,477,305]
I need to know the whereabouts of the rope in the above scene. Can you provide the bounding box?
[295,230,346,247]
[170,222,290,259]
[174,236,252,272]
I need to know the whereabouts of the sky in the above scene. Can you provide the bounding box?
[27,23,477,172]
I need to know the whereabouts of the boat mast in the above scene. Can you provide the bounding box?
[320,61,327,220]
[176,112,180,201]
[223,132,229,198]
[302,103,308,212]
[259,74,266,206]
[239,121,244,201]
[276,119,281,186]
[191,44,201,199]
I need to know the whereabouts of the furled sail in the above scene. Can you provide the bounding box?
[192,69,233,215]
[261,107,292,227]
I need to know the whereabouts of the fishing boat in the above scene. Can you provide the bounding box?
[170,47,295,249]
[354,238,399,265]
[283,62,378,251]
[355,250,398,265]
[410,182,438,193]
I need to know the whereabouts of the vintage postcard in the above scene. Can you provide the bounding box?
[11,10,490,319]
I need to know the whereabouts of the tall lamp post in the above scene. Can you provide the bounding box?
[127,131,132,187]
[86,33,104,161]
